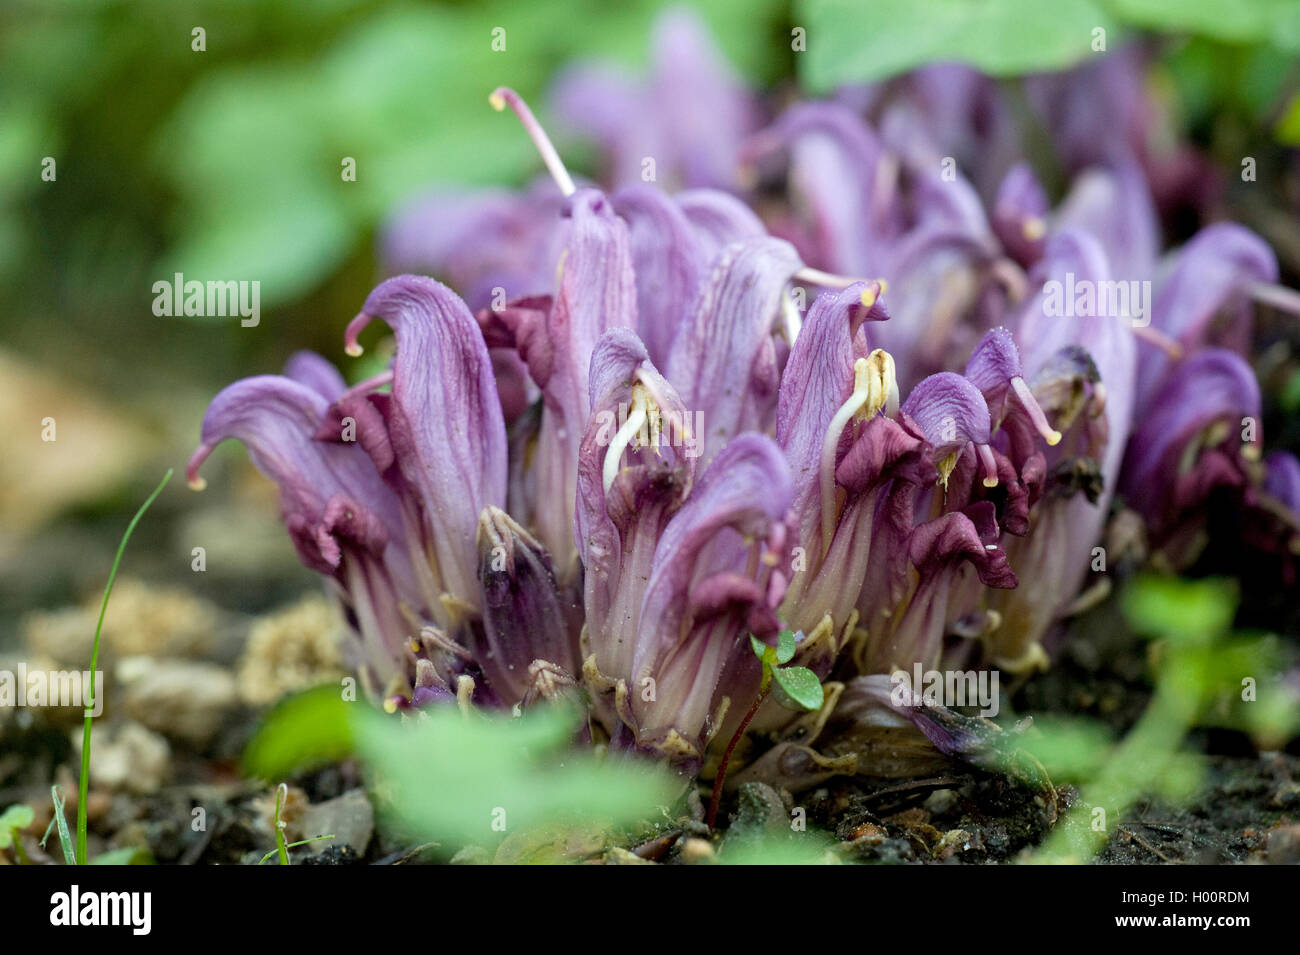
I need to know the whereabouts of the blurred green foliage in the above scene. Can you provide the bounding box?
[798,0,1300,90]
[797,0,1118,91]
[1,0,788,330]
[1028,575,1298,862]
[245,685,679,857]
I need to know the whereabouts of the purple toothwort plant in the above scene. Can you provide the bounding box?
[192,11,1300,788]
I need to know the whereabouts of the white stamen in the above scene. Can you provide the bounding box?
[976,443,999,488]
[489,86,576,198]
[602,389,650,493]
[1010,375,1061,446]
[1131,323,1183,358]
[795,266,872,289]
[1248,280,1300,317]
[818,350,897,552]
[780,290,803,344]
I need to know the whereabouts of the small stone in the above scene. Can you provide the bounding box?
[22,578,221,664]
[722,781,788,849]
[236,596,345,706]
[1258,824,1300,864]
[678,837,716,864]
[71,721,171,795]
[116,656,237,748]
[598,847,653,865]
[848,822,887,842]
[449,846,491,865]
[0,652,85,728]
[494,823,606,864]
[298,789,373,858]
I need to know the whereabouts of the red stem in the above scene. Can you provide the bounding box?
[705,685,770,830]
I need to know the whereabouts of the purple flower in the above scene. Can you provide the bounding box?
[191,35,1300,791]
[381,180,565,311]
[613,184,764,368]
[475,506,579,705]
[186,370,420,696]
[342,275,508,621]
[1135,222,1277,410]
[577,329,698,696]
[550,6,759,192]
[1122,348,1262,553]
[665,236,804,464]
[623,434,793,764]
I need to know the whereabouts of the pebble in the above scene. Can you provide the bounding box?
[116,656,237,748]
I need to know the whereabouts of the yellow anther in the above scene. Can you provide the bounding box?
[819,349,899,552]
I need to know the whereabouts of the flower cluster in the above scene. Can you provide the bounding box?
[192,12,1300,778]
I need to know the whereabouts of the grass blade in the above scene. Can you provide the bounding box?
[76,468,172,865]
[50,786,76,866]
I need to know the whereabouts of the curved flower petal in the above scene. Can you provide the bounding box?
[629,434,793,758]
[901,372,992,461]
[283,351,348,402]
[577,328,698,683]
[475,506,578,705]
[187,375,416,687]
[992,162,1049,267]
[1122,348,1262,543]
[613,184,708,368]
[1265,451,1300,514]
[674,188,766,250]
[1136,223,1277,408]
[867,502,1016,673]
[666,236,803,463]
[381,182,564,310]
[345,274,507,612]
[551,7,756,191]
[743,101,897,274]
[1054,156,1159,283]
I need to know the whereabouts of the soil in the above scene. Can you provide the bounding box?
[1,500,1296,865]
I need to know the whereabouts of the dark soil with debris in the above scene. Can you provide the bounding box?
[1,520,1296,865]
[6,684,1295,865]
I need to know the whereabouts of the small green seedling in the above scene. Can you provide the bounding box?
[0,804,34,864]
[42,785,76,866]
[77,468,172,865]
[706,630,824,829]
[750,630,825,712]
[257,782,335,865]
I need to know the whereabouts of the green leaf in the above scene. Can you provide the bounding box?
[1278,93,1300,147]
[771,666,825,712]
[1017,716,1116,784]
[257,835,334,866]
[0,804,34,850]
[775,629,797,665]
[242,684,357,781]
[352,704,677,849]
[1102,0,1300,51]
[749,633,775,667]
[720,831,839,865]
[1121,575,1237,643]
[48,786,76,866]
[90,846,154,865]
[797,0,1117,91]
